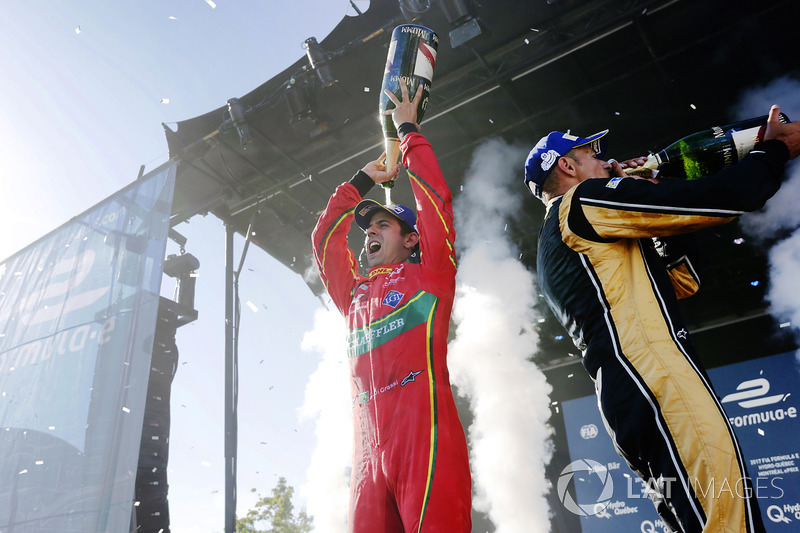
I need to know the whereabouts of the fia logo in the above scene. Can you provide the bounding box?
[382,290,404,308]
[721,378,785,409]
[580,424,599,439]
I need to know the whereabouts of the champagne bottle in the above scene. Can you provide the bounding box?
[626,113,790,180]
[379,24,438,204]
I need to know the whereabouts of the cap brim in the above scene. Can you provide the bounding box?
[355,199,411,231]
[575,129,609,158]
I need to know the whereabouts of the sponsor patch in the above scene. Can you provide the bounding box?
[605,176,624,189]
[358,205,377,217]
[401,370,424,386]
[540,149,560,172]
[382,290,404,308]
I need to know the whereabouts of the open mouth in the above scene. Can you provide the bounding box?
[368,240,381,255]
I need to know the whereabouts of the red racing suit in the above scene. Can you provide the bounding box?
[311,131,471,533]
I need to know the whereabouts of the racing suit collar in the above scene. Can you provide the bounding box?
[368,261,405,278]
[544,194,564,215]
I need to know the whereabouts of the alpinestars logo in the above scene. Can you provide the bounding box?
[401,370,423,386]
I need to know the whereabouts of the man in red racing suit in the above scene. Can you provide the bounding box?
[311,85,471,532]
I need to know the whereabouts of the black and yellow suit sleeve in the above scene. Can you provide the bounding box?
[564,138,790,242]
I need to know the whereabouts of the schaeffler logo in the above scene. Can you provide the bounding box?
[557,459,614,516]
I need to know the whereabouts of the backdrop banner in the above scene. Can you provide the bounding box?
[560,350,800,533]
[0,163,176,532]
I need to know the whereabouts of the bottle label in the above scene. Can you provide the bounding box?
[730,126,760,161]
[384,40,398,74]
[413,42,437,82]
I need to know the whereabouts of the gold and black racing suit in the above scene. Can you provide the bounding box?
[538,139,790,533]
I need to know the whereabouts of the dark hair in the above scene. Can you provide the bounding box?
[397,219,416,237]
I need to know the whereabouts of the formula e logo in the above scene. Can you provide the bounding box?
[580,424,599,439]
[401,370,423,386]
[557,459,614,516]
[721,378,785,409]
[382,290,404,308]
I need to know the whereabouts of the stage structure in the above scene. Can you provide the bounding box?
[0,164,182,532]
[165,0,800,366]
[3,0,795,532]
[163,0,800,530]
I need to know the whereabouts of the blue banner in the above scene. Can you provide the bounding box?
[559,351,800,533]
[711,351,800,530]
[0,163,176,532]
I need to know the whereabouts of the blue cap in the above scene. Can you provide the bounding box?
[524,130,609,198]
[354,199,418,232]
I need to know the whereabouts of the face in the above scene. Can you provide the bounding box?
[568,145,612,182]
[363,213,417,267]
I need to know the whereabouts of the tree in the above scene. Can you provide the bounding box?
[236,477,313,533]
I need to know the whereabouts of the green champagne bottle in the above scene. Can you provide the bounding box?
[627,113,790,180]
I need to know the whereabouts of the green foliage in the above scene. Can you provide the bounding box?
[236,477,313,533]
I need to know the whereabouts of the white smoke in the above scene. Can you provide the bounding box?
[449,138,554,532]
[734,75,800,237]
[732,76,800,348]
[765,232,800,330]
[297,306,352,533]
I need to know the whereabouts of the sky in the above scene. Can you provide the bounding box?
[0,1,364,531]
[0,3,560,531]
[2,2,800,533]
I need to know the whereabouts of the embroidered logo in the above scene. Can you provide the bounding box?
[540,149,560,172]
[401,370,424,386]
[382,290,404,308]
[605,176,623,189]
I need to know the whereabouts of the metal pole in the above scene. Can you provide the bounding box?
[224,225,237,533]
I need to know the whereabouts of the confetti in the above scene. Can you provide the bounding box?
[205,0,217,8]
